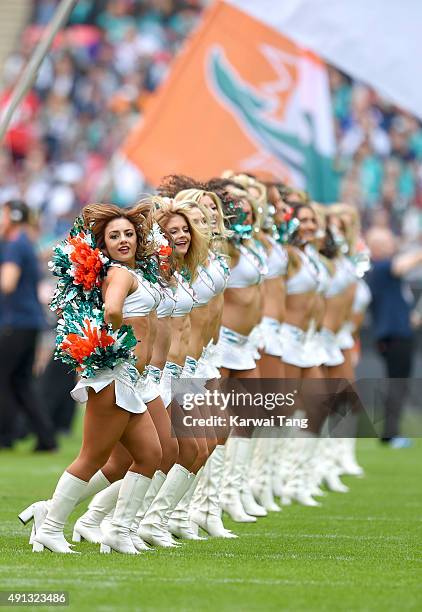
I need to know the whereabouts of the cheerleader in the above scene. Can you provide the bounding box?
[175,186,236,538]
[320,205,368,479]
[277,199,328,507]
[248,183,292,513]
[214,183,268,522]
[72,204,179,551]
[136,198,211,547]
[162,191,232,539]
[24,204,164,554]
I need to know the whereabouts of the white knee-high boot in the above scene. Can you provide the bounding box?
[128,470,167,551]
[272,437,292,498]
[190,445,237,538]
[167,468,207,540]
[290,435,322,506]
[221,438,257,523]
[32,471,88,553]
[320,439,349,492]
[138,464,193,547]
[73,480,122,543]
[240,438,267,517]
[101,472,151,554]
[251,437,281,512]
[337,438,364,476]
[20,469,111,545]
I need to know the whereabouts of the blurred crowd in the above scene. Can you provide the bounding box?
[329,68,422,242]
[0,0,421,247]
[0,0,207,248]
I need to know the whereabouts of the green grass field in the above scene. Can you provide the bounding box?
[1,419,421,612]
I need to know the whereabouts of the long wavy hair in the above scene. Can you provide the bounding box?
[150,196,209,281]
[174,188,230,241]
[82,202,154,261]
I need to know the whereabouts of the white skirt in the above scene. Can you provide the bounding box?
[137,370,161,404]
[248,324,264,360]
[319,328,345,367]
[71,362,147,414]
[159,362,183,408]
[260,317,283,357]
[216,326,257,371]
[280,323,320,368]
[336,322,355,351]
[195,342,221,380]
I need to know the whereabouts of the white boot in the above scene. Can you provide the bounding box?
[73,480,122,544]
[337,438,364,477]
[250,438,281,512]
[134,470,166,524]
[320,439,349,493]
[19,500,50,545]
[129,470,166,551]
[240,436,267,517]
[221,438,257,523]
[32,471,88,553]
[75,470,111,505]
[138,464,193,548]
[190,445,237,538]
[167,469,207,540]
[20,469,110,545]
[290,436,322,507]
[101,472,151,554]
[273,438,297,501]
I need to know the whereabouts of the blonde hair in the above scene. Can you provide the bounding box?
[149,196,208,281]
[328,202,360,255]
[174,188,229,239]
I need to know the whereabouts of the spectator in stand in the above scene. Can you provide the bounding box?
[0,200,56,451]
[366,226,422,447]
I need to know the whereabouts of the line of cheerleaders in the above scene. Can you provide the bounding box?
[18,172,371,554]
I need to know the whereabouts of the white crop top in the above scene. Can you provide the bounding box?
[304,244,331,295]
[352,278,371,313]
[111,265,161,318]
[227,243,267,289]
[205,252,230,295]
[325,256,357,298]
[286,248,319,295]
[172,272,196,317]
[266,237,288,279]
[156,284,177,318]
[191,265,216,308]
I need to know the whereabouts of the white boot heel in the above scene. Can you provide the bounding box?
[100,543,111,553]
[72,528,83,543]
[18,505,34,525]
[32,541,44,552]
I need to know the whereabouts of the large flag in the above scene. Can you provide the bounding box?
[228,0,422,122]
[122,0,336,201]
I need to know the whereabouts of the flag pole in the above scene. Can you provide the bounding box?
[0,0,77,144]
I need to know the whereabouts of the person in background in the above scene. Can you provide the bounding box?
[366,227,422,447]
[0,200,56,451]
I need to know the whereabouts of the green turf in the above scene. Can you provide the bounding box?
[1,420,421,612]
